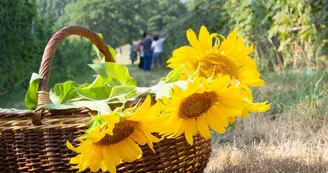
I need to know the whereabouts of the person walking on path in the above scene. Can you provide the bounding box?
[141,32,153,71]
[129,41,137,65]
[151,33,167,71]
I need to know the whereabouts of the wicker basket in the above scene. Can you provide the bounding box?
[0,26,211,173]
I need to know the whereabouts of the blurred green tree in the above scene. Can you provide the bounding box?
[0,0,52,94]
[55,0,188,47]
[165,0,328,71]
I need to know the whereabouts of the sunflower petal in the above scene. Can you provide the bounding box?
[66,141,77,152]
[187,28,203,54]
[196,115,211,139]
[129,95,151,121]
[70,154,81,164]
[209,75,230,91]
[199,26,211,51]
[103,146,117,173]
[130,127,148,145]
[102,113,120,127]
[88,146,102,172]
[116,138,141,162]
[184,119,198,145]
[88,125,105,142]
[206,113,228,134]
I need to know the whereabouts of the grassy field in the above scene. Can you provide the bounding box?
[118,45,328,172]
[1,43,327,172]
[206,71,328,173]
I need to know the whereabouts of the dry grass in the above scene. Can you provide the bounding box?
[206,112,328,173]
[115,48,328,172]
[205,71,328,173]
[3,44,326,173]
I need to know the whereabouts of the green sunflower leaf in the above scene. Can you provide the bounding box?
[50,81,79,104]
[152,81,188,100]
[93,33,117,62]
[107,45,117,62]
[76,86,112,100]
[24,73,41,109]
[161,63,185,83]
[88,62,136,87]
[108,86,137,101]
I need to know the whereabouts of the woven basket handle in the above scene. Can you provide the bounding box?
[37,25,115,106]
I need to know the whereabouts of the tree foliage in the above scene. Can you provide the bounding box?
[165,0,328,71]
[0,0,187,103]
[0,0,52,94]
[56,0,187,47]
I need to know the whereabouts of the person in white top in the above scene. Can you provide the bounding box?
[151,33,168,71]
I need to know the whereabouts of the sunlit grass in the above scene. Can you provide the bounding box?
[206,70,328,173]
[1,43,327,172]
[117,49,328,172]
[253,70,328,116]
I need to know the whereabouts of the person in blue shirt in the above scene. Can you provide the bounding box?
[140,32,153,71]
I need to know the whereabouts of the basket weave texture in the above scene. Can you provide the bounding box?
[0,26,211,173]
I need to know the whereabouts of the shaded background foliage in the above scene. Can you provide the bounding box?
[0,0,187,101]
[0,0,327,107]
[164,0,328,72]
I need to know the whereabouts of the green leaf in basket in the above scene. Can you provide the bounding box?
[88,62,136,86]
[80,81,92,88]
[152,81,172,100]
[152,81,188,100]
[108,86,137,101]
[93,33,116,62]
[76,86,112,100]
[24,73,41,109]
[88,75,107,88]
[107,45,117,62]
[161,63,185,83]
[40,101,111,116]
[50,81,79,104]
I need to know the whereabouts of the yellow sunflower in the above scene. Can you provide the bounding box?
[66,96,162,173]
[168,26,265,87]
[160,75,246,145]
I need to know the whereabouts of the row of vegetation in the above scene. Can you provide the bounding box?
[164,0,328,72]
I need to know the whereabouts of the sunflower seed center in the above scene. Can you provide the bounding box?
[179,92,217,119]
[97,120,135,145]
[199,53,238,79]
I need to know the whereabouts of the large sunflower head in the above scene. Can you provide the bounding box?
[168,26,265,87]
[67,96,162,173]
[160,75,247,145]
